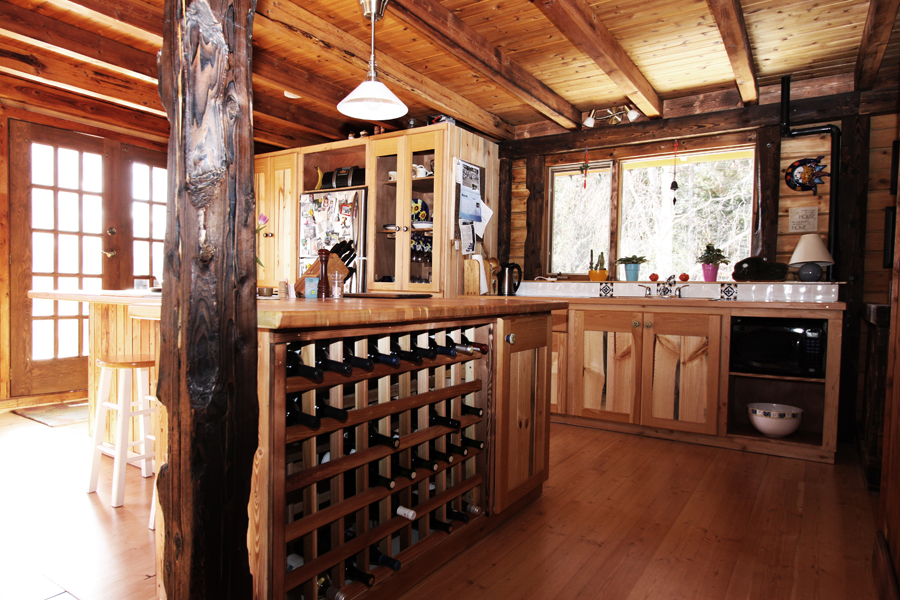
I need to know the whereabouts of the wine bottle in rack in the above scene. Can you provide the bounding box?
[429,411,461,430]
[394,501,417,520]
[286,347,324,380]
[461,404,484,417]
[390,339,423,365]
[315,398,349,422]
[411,453,438,472]
[452,340,476,355]
[316,346,352,376]
[461,335,489,354]
[286,397,322,429]
[428,447,455,464]
[367,343,401,367]
[446,442,469,457]
[390,456,418,480]
[428,335,457,357]
[369,424,400,449]
[368,465,397,490]
[370,547,401,571]
[412,340,438,360]
[463,502,483,516]
[430,518,454,534]
[317,575,347,600]
[343,345,375,371]
[286,553,305,572]
[447,508,470,523]
[461,436,484,450]
[345,564,375,587]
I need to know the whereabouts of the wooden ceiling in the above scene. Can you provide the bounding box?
[0,0,897,149]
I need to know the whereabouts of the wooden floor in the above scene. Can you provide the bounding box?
[0,412,879,600]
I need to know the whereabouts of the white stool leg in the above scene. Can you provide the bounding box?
[136,367,153,478]
[87,367,113,494]
[149,475,157,530]
[111,368,131,508]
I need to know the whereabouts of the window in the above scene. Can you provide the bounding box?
[548,161,612,274]
[619,150,754,280]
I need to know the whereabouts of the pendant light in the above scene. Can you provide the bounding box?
[337,0,408,121]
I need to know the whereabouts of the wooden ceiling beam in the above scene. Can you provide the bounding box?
[854,0,900,90]
[251,92,346,141]
[533,0,662,118]
[0,0,157,80]
[389,0,582,129]
[705,0,759,104]
[254,0,514,140]
[0,71,169,141]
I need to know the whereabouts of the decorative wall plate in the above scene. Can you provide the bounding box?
[785,156,830,193]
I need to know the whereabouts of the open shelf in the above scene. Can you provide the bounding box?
[301,184,367,195]
[727,373,825,446]
[727,422,823,447]
[727,371,825,383]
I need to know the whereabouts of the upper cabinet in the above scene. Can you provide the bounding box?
[367,130,443,294]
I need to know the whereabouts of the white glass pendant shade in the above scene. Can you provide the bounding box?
[626,108,641,122]
[337,75,408,120]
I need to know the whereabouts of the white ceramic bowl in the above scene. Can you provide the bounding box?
[747,403,803,437]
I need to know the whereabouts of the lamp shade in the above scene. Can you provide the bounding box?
[337,76,408,121]
[626,108,641,122]
[789,233,834,266]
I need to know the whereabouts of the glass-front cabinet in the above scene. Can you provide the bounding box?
[367,130,443,293]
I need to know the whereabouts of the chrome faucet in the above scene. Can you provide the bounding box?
[637,284,653,297]
[674,284,689,298]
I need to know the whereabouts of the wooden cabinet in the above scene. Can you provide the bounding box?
[493,315,552,513]
[567,309,720,435]
[367,130,443,294]
[254,151,297,287]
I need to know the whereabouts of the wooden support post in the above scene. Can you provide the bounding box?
[524,155,545,280]
[156,0,259,596]
[754,125,780,261]
[498,157,512,265]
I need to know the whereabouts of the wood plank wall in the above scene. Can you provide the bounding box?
[865,113,900,304]
[510,159,527,268]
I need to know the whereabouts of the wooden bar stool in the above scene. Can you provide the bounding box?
[87,354,156,508]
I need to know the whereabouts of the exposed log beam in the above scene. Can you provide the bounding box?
[254,0,514,140]
[532,0,662,118]
[0,71,169,141]
[389,0,581,129]
[705,0,758,104]
[854,0,900,90]
[0,0,157,80]
[501,91,862,159]
[251,91,345,140]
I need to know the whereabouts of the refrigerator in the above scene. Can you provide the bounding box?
[298,189,367,293]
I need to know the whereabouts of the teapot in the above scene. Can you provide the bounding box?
[497,263,522,296]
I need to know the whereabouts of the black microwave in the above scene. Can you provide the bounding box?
[730,317,827,379]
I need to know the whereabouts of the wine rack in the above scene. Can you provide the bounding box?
[258,319,493,600]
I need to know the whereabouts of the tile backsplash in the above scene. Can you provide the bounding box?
[516,281,839,303]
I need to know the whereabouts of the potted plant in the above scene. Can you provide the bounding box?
[588,250,608,281]
[615,255,648,281]
[697,243,729,282]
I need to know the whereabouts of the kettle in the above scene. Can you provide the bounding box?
[497,263,522,296]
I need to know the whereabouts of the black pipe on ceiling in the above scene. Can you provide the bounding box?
[780,74,840,280]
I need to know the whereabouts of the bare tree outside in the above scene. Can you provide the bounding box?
[549,164,612,274]
[619,151,754,280]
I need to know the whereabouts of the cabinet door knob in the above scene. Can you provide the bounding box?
[644,322,652,329]
[505,333,516,345]
[632,320,640,328]
[402,226,409,232]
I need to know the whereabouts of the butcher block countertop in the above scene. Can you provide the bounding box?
[27,289,569,329]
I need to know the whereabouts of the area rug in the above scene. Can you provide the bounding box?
[13,401,90,427]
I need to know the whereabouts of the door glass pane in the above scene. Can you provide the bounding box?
[31,276,55,317]
[82,237,102,275]
[58,319,79,358]
[31,144,54,186]
[57,277,79,316]
[82,277,102,316]
[374,152,398,285]
[134,240,150,276]
[58,234,79,273]
[32,189,54,229]
[32,320,54,360]
[58,148,79,190]
[32,232,55,272]
[82,153,103,193]
[152,242,164,283]
[152,167,167,203]
[152,204,166,239]
[83,195,102,234]
[132,163,150,200]
[408,149,435,286]
[133,202,150,238]
[58,191,80,232]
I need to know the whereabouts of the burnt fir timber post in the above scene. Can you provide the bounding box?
[156,0,259,595]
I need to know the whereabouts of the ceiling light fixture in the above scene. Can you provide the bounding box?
[582,109,596,128]
[591,105,642,126]
[337,0,408,121]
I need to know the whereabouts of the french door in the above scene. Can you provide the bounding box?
[8,120,166,398]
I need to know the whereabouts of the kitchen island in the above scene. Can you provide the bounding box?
[29,289,566,600]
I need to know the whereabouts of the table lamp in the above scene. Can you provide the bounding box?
[789,233,833,281]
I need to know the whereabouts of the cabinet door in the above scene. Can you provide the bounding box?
[569,310,643,424]
[254,153,295,287]
[367,137,403,291]
[493,315,552,513]
[640,312,720,434]
[550,331,566,414]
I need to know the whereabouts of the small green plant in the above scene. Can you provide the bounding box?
[589,250,606,271]
[696,243,730,266]
[615,255,648,265]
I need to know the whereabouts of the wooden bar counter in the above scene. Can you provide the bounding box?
[29,289,567,600]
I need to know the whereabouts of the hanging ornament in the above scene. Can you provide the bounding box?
[670,140,679,205]
[579,148,590,189]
